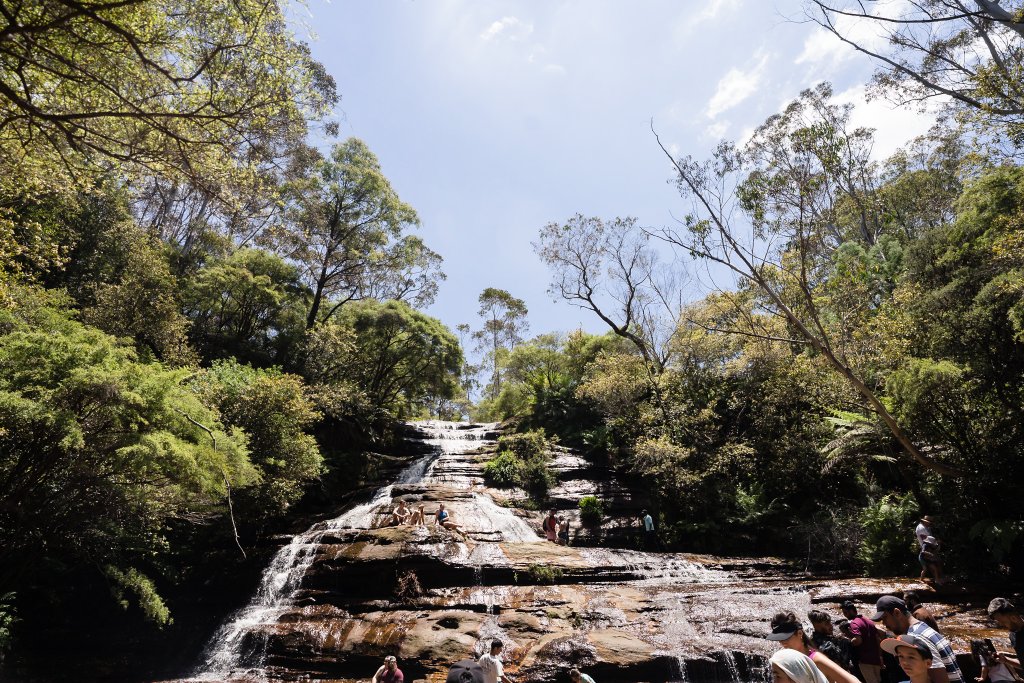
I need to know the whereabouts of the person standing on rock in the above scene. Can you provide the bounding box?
[841,600,884,683]
[641,509,657,550]
[569,667,597,683]
[371,655,404,683]
[873,595,963,683]
[478,639,506,683]
[543,509,558,543]
[558,516,570,545]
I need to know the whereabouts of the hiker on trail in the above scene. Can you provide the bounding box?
[478,639,505,683]
[807,609,856,674]
[840,600,884,683]
[392,501,411,525]
[915,516,945,585]
[558,516,570,545]
[873,595,963,683]
[987,598,1024,672]
[880,634,937,683]
[767,610,860,683]
[447,659,486,683]
[569,668,596,683]
[971,638,1021,683]
[770,649,829,683]
[435,503,464,533]
[641,509,657,550]
[903,591,941,633]
[371,655,404,683]
[543,509,558,543]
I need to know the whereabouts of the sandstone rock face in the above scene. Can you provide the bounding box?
[177,422,996,683]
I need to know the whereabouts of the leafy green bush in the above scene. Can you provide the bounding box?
[578,495,604,524]
[483,451,523,488]
[858,493,920,575]
[483,429,554,495]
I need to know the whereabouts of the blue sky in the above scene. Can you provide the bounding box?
[300,0,935,339]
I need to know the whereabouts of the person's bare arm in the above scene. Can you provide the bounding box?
[371,665,385,683]
[814,652,860,683]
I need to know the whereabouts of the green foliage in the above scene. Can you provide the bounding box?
[192,360,323,518]
[0,292,257,622]
[858,494,920,576]
[525,564,563,584]
[0,592,16,657]
[483,430,555,495]
[104,566,172,626]
[578,496,604,525]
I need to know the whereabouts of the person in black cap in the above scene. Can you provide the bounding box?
[447,659,486,683]
[767,611,860,683]
[880,634,935,683]
[873,596,962,683]
[840,601,883,683]
[987,598,1024,672]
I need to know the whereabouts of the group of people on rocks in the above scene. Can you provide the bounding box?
[543,508,571,545]
[366,593,1022,683]
[369,639,599,683]
[767,594,1024,683]
[390,500,464,533]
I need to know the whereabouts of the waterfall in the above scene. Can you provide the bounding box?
[191,421,494,680]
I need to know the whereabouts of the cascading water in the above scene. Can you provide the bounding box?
[191,421,495,681]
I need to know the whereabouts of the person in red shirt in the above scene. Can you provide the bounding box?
[371,655,404,683]
[841,601,883,683]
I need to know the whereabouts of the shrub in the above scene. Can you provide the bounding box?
[525,564,563,584]
[858,493,920,575]
[483,429,554,495]
[578,495,604,525]
[483,451,523,488]
[394,570,423,603]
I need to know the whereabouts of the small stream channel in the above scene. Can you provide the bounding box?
[176,421,1003,683]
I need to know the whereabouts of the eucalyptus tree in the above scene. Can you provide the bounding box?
[0,0,336,191]
[654,83,960,477]
[534,215,686,375]
[805,0,1024,144]
[276,138,443,329]
[474,287,529,399]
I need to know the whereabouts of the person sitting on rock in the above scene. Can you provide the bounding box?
[409,504,426,526]
[569,668,596,683]
[435,503,464,533]
[392,501,411,525]
[371,655,404,683]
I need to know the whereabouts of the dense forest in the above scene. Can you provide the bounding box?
[1,0,1023,680]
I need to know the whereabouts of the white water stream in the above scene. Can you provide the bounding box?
[192,421,496,680]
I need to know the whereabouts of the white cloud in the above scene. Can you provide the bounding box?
[678,0,742,35]
[832,84,939,159]
[480,16,534,42]
[795,0,907,68]
[541,63,567,76]
[705,120,729,139]
[706,53,771,119]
